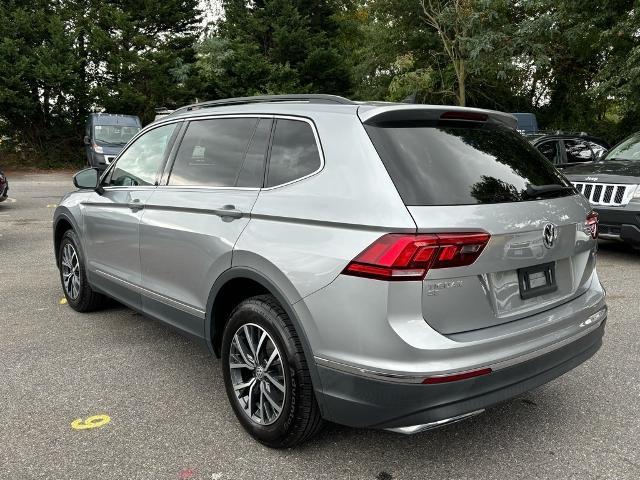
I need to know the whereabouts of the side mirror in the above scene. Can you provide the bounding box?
[73,168,102,193]
[594,150,607,161]
[83,135,90,145]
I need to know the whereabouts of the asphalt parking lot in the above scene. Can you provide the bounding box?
[1,171,639,480]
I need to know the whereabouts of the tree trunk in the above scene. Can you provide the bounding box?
[457,59,466,106]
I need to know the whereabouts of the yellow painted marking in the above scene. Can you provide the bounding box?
[59,297,67,305]
[71,414,111,430]
[46,204,57,208]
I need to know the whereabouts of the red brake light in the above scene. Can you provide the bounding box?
[343,232,490,281]
[586,211,598,239]
[440,111,488,122]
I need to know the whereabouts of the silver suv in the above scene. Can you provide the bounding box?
[53,95,607,447]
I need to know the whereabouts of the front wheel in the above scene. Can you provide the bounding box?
[58,229,106,312]
[221,295,323,448]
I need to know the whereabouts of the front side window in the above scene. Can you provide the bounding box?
[107,123,176,187]
[169,118,263,187]
[564,140,594,163]
[266,119,321,188]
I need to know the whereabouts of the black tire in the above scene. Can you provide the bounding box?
[58,229,107,312]
[221,294,323,448]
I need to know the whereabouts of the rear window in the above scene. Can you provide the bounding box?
[365,121,574,206]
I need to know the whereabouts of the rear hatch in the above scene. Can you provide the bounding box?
[361,106,596,335]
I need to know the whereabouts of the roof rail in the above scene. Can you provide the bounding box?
[166,94,356,118]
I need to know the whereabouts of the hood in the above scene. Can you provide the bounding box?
[564,160,640,184]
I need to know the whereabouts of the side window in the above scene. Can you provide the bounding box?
[589,142,607,160]
[537,140,560,164]
[169,118,259,187]
[266,119,321,188]
[107,124,176,187]
[564,140,594,163]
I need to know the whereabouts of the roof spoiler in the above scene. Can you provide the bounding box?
[357,105,518,130]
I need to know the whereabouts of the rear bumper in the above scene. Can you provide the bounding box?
[315,320,605,429]
[595,203,640,246]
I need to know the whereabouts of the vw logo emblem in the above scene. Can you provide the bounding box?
[543,223,557,249]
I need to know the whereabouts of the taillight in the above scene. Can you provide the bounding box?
[586,211,598,239]
[342,232,490,281]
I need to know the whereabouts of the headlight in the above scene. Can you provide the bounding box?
[93,145,103,154]
[633,186,640,198]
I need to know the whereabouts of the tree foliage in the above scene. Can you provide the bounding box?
[1,0,640,166]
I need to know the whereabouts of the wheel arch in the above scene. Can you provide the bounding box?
[205,267,324,399]
[53,211,81,266]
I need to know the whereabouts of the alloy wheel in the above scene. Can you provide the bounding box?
[228,323,286,426]
[61,243,81,300]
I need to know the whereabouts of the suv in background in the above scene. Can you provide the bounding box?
[565,131,640,249]
[527,132,609,169]
[84,113,141,170]
[54,95,606,447]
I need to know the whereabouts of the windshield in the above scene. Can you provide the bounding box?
[365,120,574,206]
[94,125,140,145]
[605,133,640,162]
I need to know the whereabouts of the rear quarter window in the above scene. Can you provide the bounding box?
[266,119,321,188]
[365,120,574,205]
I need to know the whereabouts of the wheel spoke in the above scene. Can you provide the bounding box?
[233,377,255,392]
[264,372,285,393]
[232,336,254,368]
[263,386,282,414]
[259,382,265,423]
[243,325,257,359]
[255,331,267,358]
[264,345,280,370]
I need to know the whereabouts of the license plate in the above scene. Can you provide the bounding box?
[517,262,557,300]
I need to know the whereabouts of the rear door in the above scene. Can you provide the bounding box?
[81,123,179,308]
[363,114,596,335]
[138,116,271,335]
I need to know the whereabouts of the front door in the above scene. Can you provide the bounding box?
[81,122,179,309]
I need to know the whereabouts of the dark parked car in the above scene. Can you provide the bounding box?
[565,131,640,249]
[0,169,8,202]
[527,133,609,169]
[84,113,141,170]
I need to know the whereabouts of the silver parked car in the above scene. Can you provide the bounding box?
[53,95,607,447]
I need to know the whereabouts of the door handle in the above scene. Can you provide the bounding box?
[128,199,144,211]
[217,205,243,220]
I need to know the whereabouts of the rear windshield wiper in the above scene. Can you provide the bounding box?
[524,184,575,199]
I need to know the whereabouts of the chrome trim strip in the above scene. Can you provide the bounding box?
[385,409,485,434]
[94,269,205,319]
[315,307,607,384]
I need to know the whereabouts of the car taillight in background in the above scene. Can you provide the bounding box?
[586,211,599,239]
[342,232,490,281]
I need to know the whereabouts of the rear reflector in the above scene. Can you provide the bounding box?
[440,111,488,122]
[422,368,492,384]
[342,232,490,281]
[586,211,599,239]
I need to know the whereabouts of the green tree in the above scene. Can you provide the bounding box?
[196,0,355,97]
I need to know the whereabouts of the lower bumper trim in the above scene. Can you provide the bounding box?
[385,409,485,435]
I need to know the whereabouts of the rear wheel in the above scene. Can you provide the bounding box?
[221,295,323,448]
[58,229,106,312]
